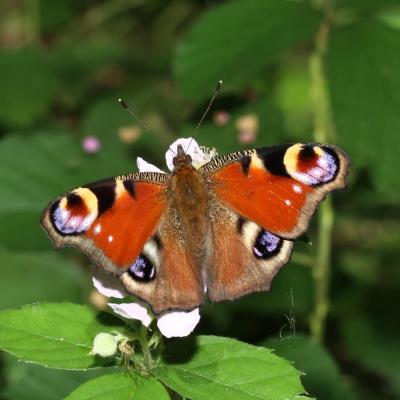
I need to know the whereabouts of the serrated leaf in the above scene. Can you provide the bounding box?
[154,335,306,400]
[174,0,321,98]
[0,50,59,128]
[65,372,170,400]
[266,335,358,400]
[0,303,126,370]
[327,20,400,195]
[0,132,133,250]
[0,250,84,311]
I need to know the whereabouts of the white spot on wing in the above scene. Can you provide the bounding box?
[293,184,302,193]
[285,199,291,206]
[94,224,101,234]
[108,235,113,243]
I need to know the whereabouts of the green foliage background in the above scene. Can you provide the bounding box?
[0,0,399,399]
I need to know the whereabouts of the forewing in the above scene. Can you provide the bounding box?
[41,172,168,274]
[202,143,350,239]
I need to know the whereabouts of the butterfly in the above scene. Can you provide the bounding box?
[41,139,350,314]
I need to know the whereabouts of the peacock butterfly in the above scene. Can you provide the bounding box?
[41,138,350,314]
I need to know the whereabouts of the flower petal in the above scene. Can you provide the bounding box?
[137,157,165,173]
[166,138,213,171]
[109,302,153,327]
[92,266,127,299]
[157,308,200,338]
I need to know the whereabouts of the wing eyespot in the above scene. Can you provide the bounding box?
[252,229,283,259]
[128,254,156,282]
[50,188,99,235]
[283,144,340,186]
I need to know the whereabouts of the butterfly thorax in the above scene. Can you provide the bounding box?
[170,153,212,269]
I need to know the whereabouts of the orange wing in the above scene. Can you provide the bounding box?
[41,172,168,274]
[202,143,350,239]
[41,172,205,314]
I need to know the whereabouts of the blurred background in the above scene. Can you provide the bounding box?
[0,0,399,399]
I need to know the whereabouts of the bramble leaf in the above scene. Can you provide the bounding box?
[65,372,170,400]
[154,335,306,400]
[0,303,127,370]
[174,0,321,98]
[327,20,400,196]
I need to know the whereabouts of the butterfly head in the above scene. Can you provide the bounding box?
[172,144,193,170]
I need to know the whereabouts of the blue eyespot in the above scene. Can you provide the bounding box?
[128,254,156,282]
[253,230,282,259]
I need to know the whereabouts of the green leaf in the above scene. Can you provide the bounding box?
[0,303,126,370]
[1,353,109,400]
[266,335,358,400]
[0,132,133,250]
[0,250,84,311]
[82,96,146,152]
[274,60,314,139]
[65,372,170,400]
[179,96,285,154]
[326,20,400,196]
[50,42,125,108]
[174,0,322,98]
[39,0,73,33]
[0,50,59,128]
[342,313,400,397]
[154,335,306,400]
[378,7,400,31]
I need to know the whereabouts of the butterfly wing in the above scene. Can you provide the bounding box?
[41,172,204,314]
[120,207,204,314]
[202,143,349,302]
[206,200,293,302]
[41,172,168,273]
[202,143,350,239]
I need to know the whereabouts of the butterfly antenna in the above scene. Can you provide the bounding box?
[118,98,176,155]
[185,80,223,153]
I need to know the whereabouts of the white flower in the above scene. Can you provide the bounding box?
[92,138,210,338]
[157,309,200,338]
[136,157,164,173]
[165,137,217,171]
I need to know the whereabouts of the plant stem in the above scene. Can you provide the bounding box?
[137,324,153,370]
[309,1,336,342]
